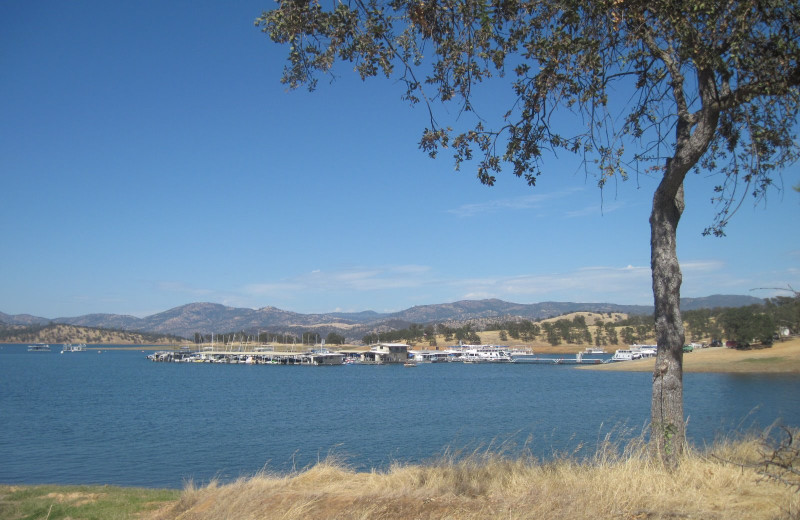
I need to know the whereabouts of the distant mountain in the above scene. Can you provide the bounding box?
[0,323,184,345]
[381,299,653,323]
[0,311,50,326]
[1,294,765,340]
[54,312,143,330]
[680,294,764,311]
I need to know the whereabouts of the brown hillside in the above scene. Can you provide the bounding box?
[0,323,184,345]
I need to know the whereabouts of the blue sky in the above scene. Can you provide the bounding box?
[2,1,798,319]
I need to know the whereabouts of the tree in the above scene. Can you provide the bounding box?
[766,291,800,335]
[605,322,619,345]
[326,332,346,345]
[541,322,560,346]
[683,309,712,341]
[259,0,800,465]
[621,326,637,345]
[719,306,776,346]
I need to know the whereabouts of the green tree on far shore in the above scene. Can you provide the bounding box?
[325,332,346,345]
[719,306,776,346]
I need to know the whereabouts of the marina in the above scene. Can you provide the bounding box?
[147,347,345,365]
[512,352,610,364]
[147,343,614,366]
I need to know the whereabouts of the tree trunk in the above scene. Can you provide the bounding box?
[648,64,720,466]
[649,164,686,467]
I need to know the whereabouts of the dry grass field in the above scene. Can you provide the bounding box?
[147,435,799,520]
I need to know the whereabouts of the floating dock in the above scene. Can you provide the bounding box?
[148,348,613,366]
[147,348,345,365]
[512,353,611,365]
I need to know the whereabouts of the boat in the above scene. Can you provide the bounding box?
[611,349,642,361]
[303,349,345,365]
[410,351,451,363]
[61,343,86,353]
[509,348,534,357]
[583,347,606,354]
[27,343,51,352]
[459,345,514,363]
[631,344,657,357]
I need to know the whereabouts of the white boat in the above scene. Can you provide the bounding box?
[583,347,606,354]
[27,343,51,352]
[61,343,86,353]
[611,349,642,361]
[410,351,451,363]
[631,344,657,357]
[459,345,514,363]
[509,348,534,357]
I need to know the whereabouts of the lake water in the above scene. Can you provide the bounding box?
[1,345,799,489]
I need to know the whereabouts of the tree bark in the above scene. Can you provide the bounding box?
[648,64,721,466]
[649,169,686,467]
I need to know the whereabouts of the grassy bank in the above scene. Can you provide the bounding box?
[5,434,796,520]
[0,485,179,520]
[144,434,800,520]
[585,337,800,373]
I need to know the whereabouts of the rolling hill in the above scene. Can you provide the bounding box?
[0,295,764,340]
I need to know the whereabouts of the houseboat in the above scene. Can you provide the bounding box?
[583,347,606,354]
[361,343,409,364]
[458,345,514,363]
[630,344,657,357]
[611,349,642,361]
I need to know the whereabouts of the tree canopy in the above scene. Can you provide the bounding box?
[259,0,800,465]
[261,0,799,234]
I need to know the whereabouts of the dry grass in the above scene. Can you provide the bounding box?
[588,337,800,373]
[147,435,800,520]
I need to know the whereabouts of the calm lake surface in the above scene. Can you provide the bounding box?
[1,345,799,489]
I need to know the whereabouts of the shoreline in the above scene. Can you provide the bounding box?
[581,337,800,373]
[5,338,800,373]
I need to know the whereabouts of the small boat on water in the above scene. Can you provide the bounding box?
[61,343,86,353]
[27,343,51,352]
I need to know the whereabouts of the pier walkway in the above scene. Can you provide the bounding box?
[512,353,611,365]
[147,348,345,365]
